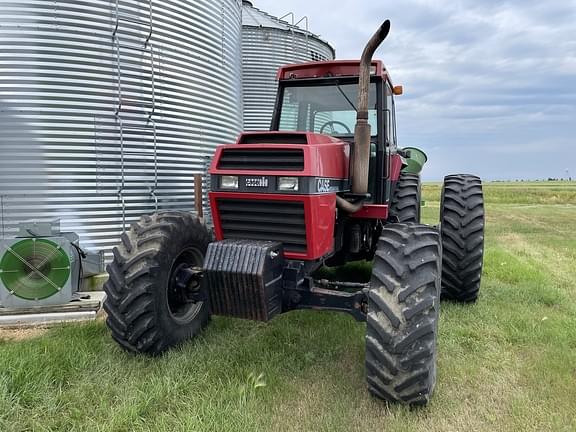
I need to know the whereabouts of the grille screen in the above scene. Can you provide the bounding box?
[216,198,307,253]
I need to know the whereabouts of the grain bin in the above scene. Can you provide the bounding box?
[241,1,335,130]
[0,0,243,259]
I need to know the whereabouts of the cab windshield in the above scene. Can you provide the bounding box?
[278,83,378,136]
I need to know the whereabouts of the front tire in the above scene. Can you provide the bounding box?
[103,211,212,355]
[366,223,441,406]
[440,174,485,302]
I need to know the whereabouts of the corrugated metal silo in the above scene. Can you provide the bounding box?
[0,0,243,259]
[241,1,335,131]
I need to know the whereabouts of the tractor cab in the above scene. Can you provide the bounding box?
[207,57,412,265]
[271,60,402,205]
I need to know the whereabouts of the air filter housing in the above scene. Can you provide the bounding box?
[0,235,80,308]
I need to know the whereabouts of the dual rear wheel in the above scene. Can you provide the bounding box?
[388,172,485,301]
[367,173,485,405]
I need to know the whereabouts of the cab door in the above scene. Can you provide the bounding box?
[383,84,398,202]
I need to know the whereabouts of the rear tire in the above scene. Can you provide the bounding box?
[389,173,421,223]
[440,174,485,302]
[103,211,212,355]
[366,223,441,406]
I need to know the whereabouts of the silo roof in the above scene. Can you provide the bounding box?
[242,1,333,51]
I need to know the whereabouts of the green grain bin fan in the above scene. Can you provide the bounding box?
[0,221,81,308]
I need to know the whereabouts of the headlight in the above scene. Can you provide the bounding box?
[220,175,238,189]
[278,177,299,191]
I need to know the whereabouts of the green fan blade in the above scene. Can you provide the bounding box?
[0,238,71,300]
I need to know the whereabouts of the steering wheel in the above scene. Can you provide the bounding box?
[319,120,352,135]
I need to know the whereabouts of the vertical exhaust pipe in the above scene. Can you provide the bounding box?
[351,20,391,195]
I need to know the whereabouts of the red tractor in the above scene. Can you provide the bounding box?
[104,21,485,405]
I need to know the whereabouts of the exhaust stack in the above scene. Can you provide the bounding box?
[351,20,391,195]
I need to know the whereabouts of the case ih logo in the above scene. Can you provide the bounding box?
[317,178,337,193]
[245,177,269,188]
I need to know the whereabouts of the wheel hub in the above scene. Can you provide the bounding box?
[172,265,205,303]
[166,248,205,322]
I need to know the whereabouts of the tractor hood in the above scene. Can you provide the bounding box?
[210,131,350,179]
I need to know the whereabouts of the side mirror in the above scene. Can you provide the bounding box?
[393,85,404,96]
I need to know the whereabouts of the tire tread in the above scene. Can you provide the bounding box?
[366,223,441,406]
[440,174,485,302]
[389,173,421,223]
[103,211,211,355]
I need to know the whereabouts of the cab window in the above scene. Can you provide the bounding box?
[279,83,378,136]
[385,85,397,149]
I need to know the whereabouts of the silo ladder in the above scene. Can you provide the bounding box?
[112,0,158,232]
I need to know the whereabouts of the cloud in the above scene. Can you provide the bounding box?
[257,0,576,179]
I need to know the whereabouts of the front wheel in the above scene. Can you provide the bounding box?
[103,211,212,355]
[366,223,441,406]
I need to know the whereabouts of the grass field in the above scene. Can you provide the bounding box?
[1,182,575,431]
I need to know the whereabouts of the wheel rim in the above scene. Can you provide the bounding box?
[166,247,204,324]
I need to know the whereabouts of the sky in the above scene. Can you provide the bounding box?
[257,0,576,180]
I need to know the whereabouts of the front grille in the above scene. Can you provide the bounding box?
[217,148,304,171]
[216,198,307,253]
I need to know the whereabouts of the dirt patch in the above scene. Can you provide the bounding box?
[0,327,48,341]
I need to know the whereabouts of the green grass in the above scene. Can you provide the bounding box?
[2,182,576,431]
[423,180,576,205]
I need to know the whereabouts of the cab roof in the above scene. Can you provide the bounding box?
[276,60,393,86]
